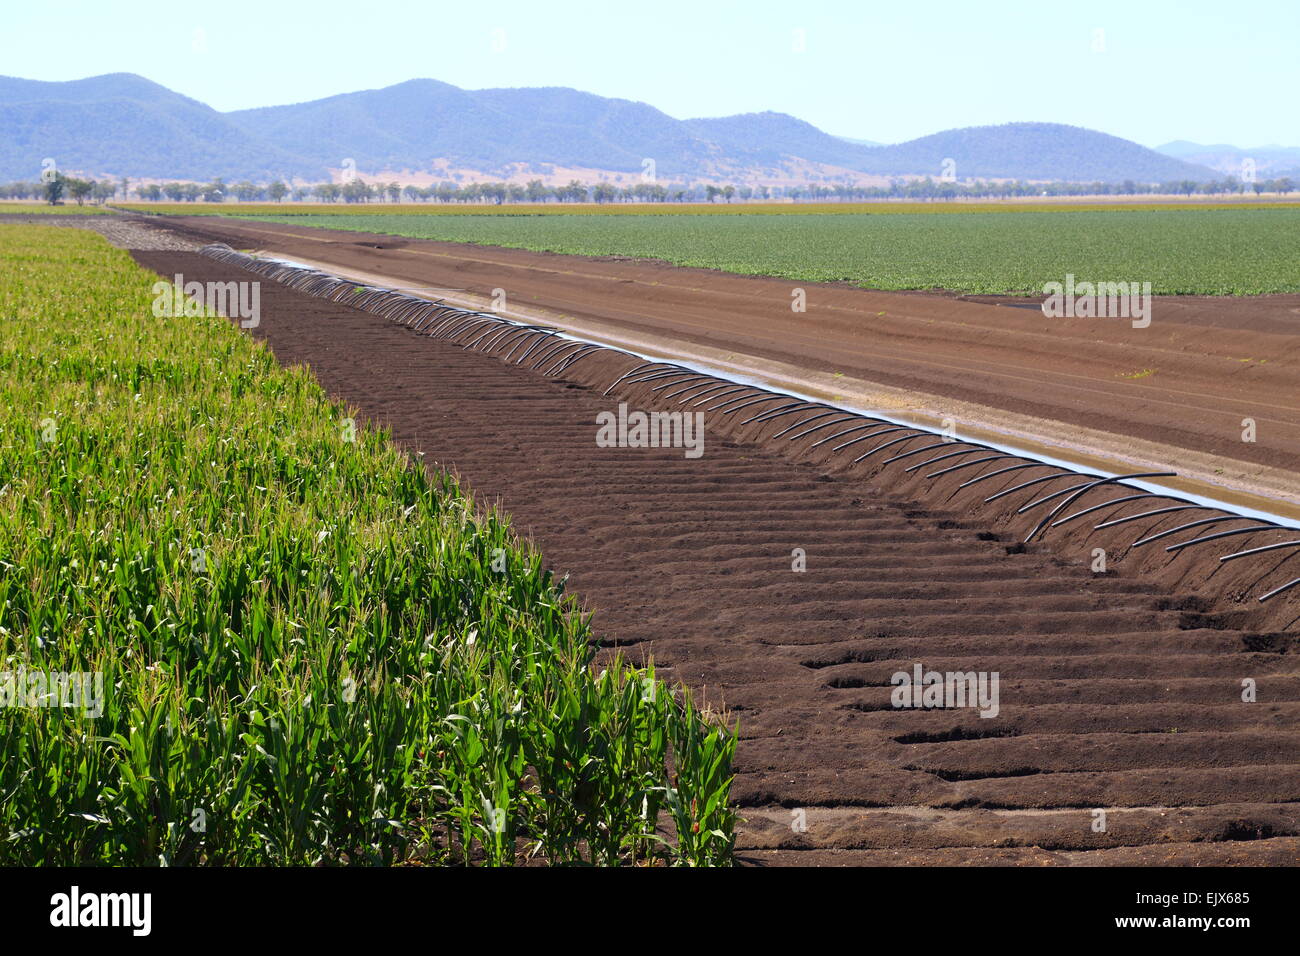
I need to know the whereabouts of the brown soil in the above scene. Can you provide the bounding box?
[130,248,1300,867]
[146,215,1300,495]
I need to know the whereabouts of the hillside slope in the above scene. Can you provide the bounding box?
[0,74,1217,184]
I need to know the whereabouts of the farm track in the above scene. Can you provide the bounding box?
[131,249,1300,866]
[147,215,1300,507]
[0,212,201,250]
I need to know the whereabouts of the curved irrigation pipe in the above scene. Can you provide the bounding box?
[198,242,1298,605]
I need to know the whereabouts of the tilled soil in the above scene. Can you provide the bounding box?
[132,249,1300,867]
[147,215,1300,485]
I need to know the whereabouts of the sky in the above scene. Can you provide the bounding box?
[6,0,1298,148]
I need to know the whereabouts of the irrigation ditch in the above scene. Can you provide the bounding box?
[200,241,1300,629]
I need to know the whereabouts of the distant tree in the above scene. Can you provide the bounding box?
[90,181,116,204]
[386,182,401,203]
[525,179,549,203]
[592,182,618,203]
[341,179,370,203]
[507,183,526,202]
[137,183,163,201]
[182,183,203,202]
[232,181,260,201]
[162,182,185,201]
[723,185,736,202]
[44,173,65,205]
[1276,177,1295,195]
[315,183,340,202]
[1,182,26,199]
[201,179,226,202]
[268,181,289,202]
[66,177,94,205]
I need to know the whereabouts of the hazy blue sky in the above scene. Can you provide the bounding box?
[8,0,1298,147]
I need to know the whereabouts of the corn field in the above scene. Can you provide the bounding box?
[0,225,736,865]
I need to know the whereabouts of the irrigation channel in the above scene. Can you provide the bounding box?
[201,242,1300,612]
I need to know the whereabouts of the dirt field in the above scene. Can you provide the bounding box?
[145,214,1300,516]
[130,247,1300,866]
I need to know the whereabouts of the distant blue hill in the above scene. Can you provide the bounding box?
[1154,139,1300,177]
[0,73,1218,184]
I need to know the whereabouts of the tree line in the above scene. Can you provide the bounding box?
[2,173,1294,206]
[1,172,123,205]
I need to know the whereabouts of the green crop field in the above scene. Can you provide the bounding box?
[217,205,1300,295]
[118,199,1300,217]
[0,224,735,866]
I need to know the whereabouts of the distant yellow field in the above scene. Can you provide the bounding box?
[0,201,114,215]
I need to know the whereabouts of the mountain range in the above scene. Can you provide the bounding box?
[1154,140,1300,180]
[0,72,1223,185]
